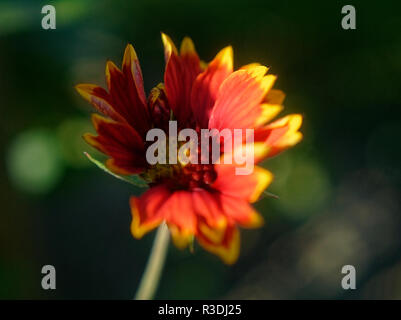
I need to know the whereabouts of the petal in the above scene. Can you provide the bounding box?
[240,62,262,70]
[163,190,198,248]
[180,36,197,56]
[208,66,276,130]
[191,46,233,128]
[219,141,270,168]
[89,113,144,150]
[255,114,303,159]
[148,83,170,129]
[75,84,124,122]
[122,44,147,107]
[197,219,226,244]
[130,185,172,238]
[169,224,194,249]
[255,103,284,127]
[162,33,201,126]
[161,32,178,61]
[197,223,240,265]
[164,190,197,233]
[204,70,284,129]
[105,158,143,175]
[265,89,286,105]
[213,164,273,203]
[191,189,226,228]
[76,44,150,136]
[253,89,286,126]
[106,57,150,136]
[83,114,146,174]
[131,186,199,245]
[218,194,264,228]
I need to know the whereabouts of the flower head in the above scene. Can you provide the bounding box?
[76,34,302,264]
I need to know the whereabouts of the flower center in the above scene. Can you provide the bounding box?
[140,135,217,190]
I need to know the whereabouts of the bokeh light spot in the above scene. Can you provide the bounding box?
[6,129,64,195]
[274,160,331,220]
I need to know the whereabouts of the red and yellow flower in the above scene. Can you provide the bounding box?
[76,34,302,264]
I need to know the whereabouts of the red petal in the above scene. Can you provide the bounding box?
[162,34,201,127]
[148,83,170,130]
[122,44,147,107]
[105,158,143,175]
[191,46,233,128]
[75,84,124,122]
[84,114,146,174]
[106,57,150,136]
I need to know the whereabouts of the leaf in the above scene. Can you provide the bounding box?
[84,152,148,188]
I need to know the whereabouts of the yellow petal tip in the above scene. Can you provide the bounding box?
[180,36,196,56]
[161,32,178,59]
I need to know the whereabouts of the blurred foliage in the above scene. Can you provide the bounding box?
[0,0,400,299]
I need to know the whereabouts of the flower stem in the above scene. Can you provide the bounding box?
[134,223,170,300]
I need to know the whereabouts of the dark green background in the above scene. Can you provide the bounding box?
[1,0,400,299]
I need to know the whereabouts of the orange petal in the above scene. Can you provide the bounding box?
[219,140,270,168]
[197,223,240,265]
[164,190,197,233]
[213,164,273,203]
[218,194,264,228]
[253,89,286,126]
[208,66,276,131]
[191,189,226,228]
[133,187,200,248]
[191,46,233,128]
[132,185,202,244]
[130,185,172,238]
[255,114,303,159]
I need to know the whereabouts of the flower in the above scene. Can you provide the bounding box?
[76,33,302,264]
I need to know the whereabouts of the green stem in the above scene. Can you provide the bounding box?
[134,223,170,300]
